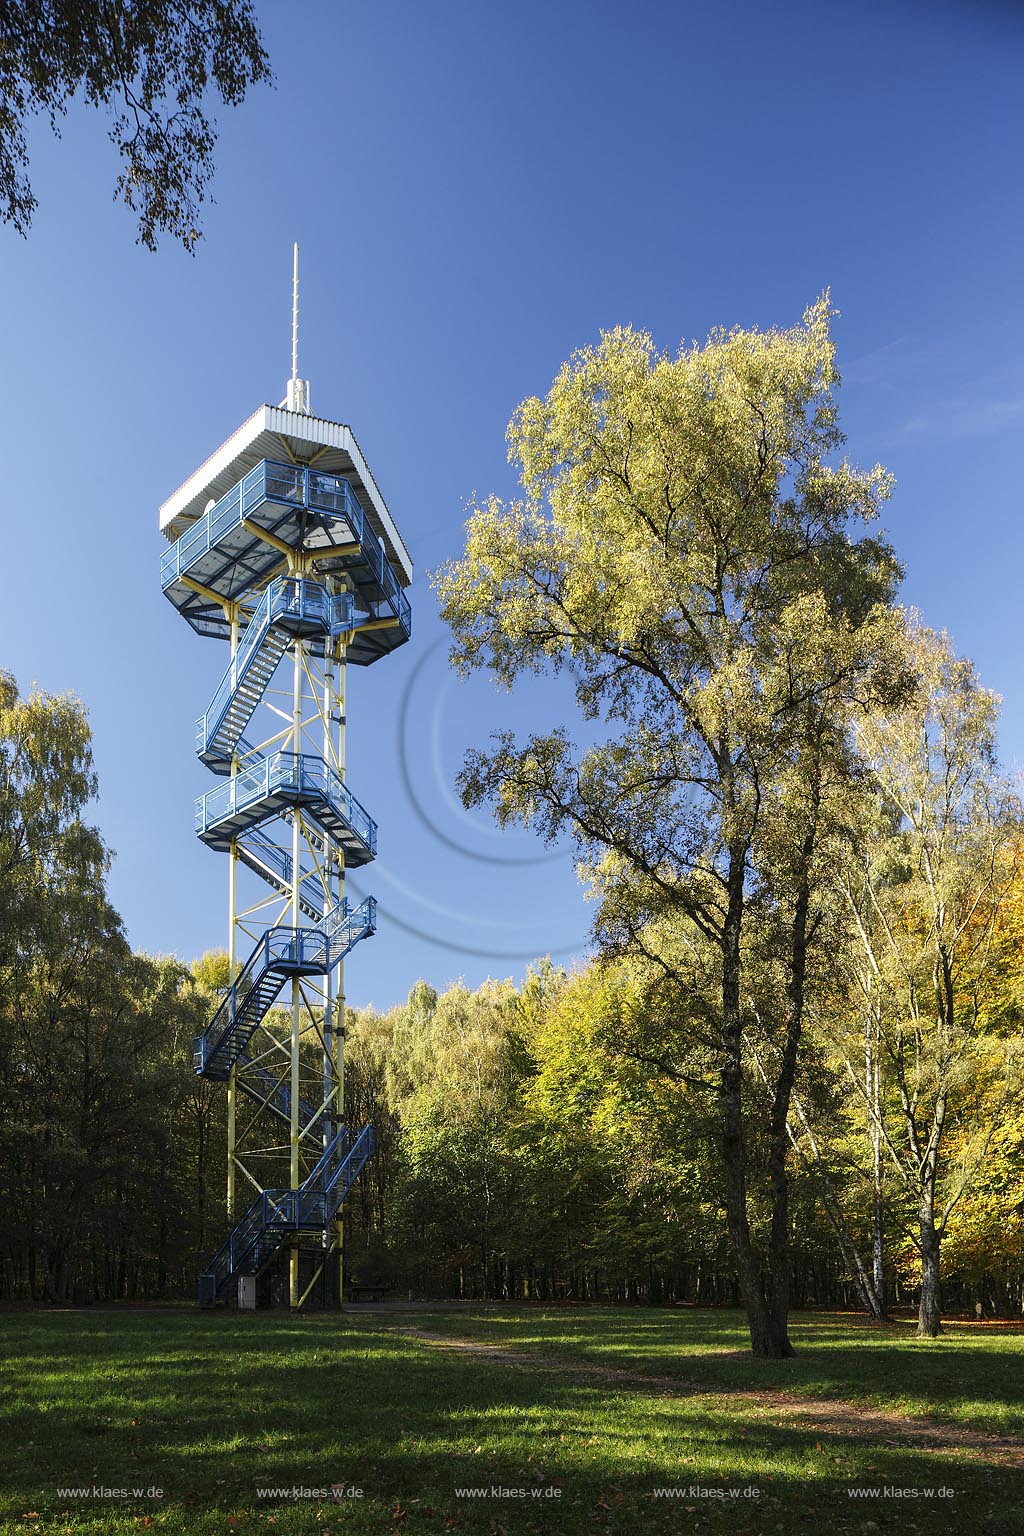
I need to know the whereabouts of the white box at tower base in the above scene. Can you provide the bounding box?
[237,1276,257,1310]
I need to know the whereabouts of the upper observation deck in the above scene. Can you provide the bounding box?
[160,403,412,584]
[158,403,412,663]
[160,456,412,660]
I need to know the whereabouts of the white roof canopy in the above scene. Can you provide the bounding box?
[159,404,413,587]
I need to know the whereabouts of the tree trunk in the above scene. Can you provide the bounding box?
[918,1208,943,1337]
[717,841,794,1359]
[866,986,888,1316]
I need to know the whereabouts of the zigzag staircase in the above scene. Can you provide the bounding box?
[197,1123,376,1307]
[193,899,377,1080]
[197,579,354,772]
[171,555,397,1307]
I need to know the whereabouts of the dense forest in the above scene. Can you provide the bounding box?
[2,647,1023,1324]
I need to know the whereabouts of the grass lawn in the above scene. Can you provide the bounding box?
[1,1306,1021,1535]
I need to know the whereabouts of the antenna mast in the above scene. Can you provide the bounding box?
[285,242,311,414]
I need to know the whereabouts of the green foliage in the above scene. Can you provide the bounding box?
[434,298,914,1356]
[0,1,271,249]
[0,671,221,1301]
[190,946,230,991]
[0,668,104,958]
[822,621,1024,1332]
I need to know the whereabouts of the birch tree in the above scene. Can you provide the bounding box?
[839,622,1022,1336]
[435,298,905,1357]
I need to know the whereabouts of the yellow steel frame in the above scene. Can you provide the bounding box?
[223,576,350,1310]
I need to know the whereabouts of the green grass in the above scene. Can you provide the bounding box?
[400,1305,1024,1434]
[0,1306,1021,1535]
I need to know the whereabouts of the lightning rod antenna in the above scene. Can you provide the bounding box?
[291,242,299,388]
[284,242,311,414]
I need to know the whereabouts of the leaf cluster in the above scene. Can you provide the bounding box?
[0,1,271,248]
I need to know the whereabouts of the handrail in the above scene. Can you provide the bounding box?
[196,580,357,757]
[194,899,376,1076]
[195,751,377,855]
[302,1124,351,1192]
[196,583,274,752]
[160,459,411,634]
[198,1123,376,1298]
[324,1123,375,1197]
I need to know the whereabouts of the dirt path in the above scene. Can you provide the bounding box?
[392,1326,1024,1468]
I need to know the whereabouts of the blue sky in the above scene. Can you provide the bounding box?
[1,0,1022,1008]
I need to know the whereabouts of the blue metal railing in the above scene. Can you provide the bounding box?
[324,893,377,963]
[161,461,312,586]
[195,751,377,855]
[302,1123,353,1193]
[258,898,377,978]
[193,898,377,1077]
[304,470,411,634]
[160,459,411,636]
[197,1124,376,1302]
[195,579,354,758]
[263,575,354,637]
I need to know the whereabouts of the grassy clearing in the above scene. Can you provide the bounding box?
[0,1307,1020,1535]
[399,1305,1024,1435]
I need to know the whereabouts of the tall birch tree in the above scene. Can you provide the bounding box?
[839,622,1022,1336]
[435,298,904,1357]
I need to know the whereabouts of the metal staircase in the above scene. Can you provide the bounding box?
[160,450,410,1309]
[197,578,354,771]
[194,899,377,1079]
[197,1123,376,1306]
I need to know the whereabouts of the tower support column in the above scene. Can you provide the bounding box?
[226,605,240,1225]
[289,633,303,1309]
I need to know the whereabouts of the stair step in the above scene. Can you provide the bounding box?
[196,1124,375,1304]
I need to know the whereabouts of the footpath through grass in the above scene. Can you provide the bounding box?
[0,1306,1021,1536]
[400,1305,1024,1434]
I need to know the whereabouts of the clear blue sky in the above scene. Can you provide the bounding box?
[1,0,1022,1008]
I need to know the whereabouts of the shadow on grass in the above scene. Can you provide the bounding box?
[389,1306,1024,1431]
[0,1310,1020,1535]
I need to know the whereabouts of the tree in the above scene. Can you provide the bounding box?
[836,621,1022,1336]
[514,958,729,1303]
[435,298,905,1356]
[0,671,213,1300]
[0,1,270,250]
[394,978,525,1298]
[0,669,103,968]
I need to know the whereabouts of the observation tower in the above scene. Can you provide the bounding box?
[159,249,412,1308]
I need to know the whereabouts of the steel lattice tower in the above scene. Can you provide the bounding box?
[159,251,412,1308]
